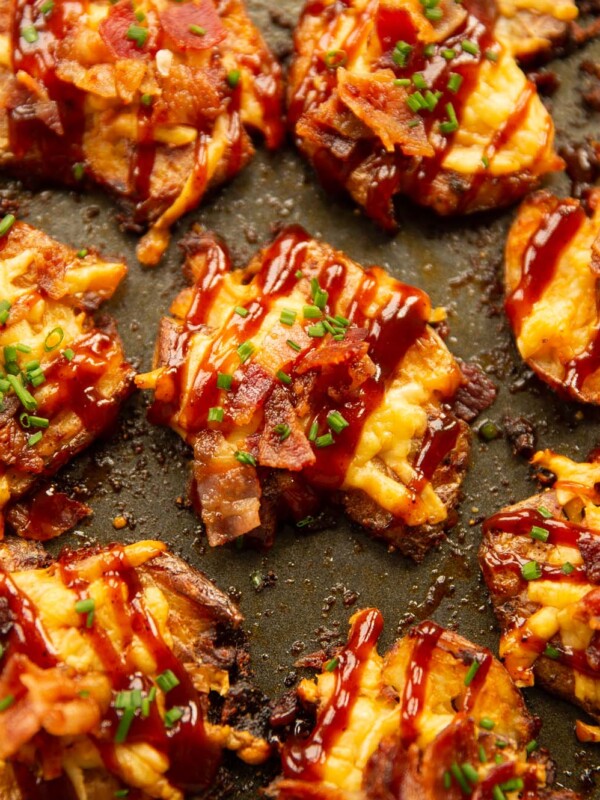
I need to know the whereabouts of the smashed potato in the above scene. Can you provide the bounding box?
[268,608,577,799]
[0,0,283,264]
[137,226,471,559]
[481,450,600,740]
[0,219,133,539]
[288,0,563,229]
[0,537,270,799]
[505,189,600,404]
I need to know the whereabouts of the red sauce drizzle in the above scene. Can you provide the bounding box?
[505,199,586,334]
[564,331,600,393]
[282,608,383,780]
[399,620,443,747]
[410,416,461,493]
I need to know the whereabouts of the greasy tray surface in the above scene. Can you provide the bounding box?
[5,6,600,795]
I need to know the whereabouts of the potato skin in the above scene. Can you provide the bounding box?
[268,609,579,799]
[287,0,563,229]
[137,225,472,559]
[505,189,600,404]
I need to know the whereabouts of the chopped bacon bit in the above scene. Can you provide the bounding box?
[295,327,369,374]
[159,0,226,51]
[5,488,91,541]
[258,386,315,471]
[99,1,156,59]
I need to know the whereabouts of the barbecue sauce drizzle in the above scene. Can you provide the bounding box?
[149,225,461,509]
[8,0,282,209]
[0,545,220,797]
[290,0,543,223]
[483,506,600,679]
[282,607,384,779]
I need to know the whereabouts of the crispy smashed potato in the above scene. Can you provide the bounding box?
[136,226,470,559]
[0,220,133,539]
[505,189,600,404]
[495,0,577,59]
[287,0,563,229]
[0,0,283,265]
[481,449,600,740]
[268,608,577,799]
[0,537,270,799]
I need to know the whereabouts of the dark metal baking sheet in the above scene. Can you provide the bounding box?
[7,10,600,796]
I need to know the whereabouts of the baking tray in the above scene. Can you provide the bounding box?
[6,8,600,796]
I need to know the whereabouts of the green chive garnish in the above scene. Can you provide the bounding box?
[562,562,575,575]
[208,406,224,423]
[464,658,480,686]
[521,560,542,581]
[0,215,15,237]
[234,450,256,466]
[234,306,248,317]
[236,340,254,363]
[164,706,184,728]
[315,432,334,448]
[287,339,301,352]
[21,25,38,43]
[530,526,549,542]
[227,68,241,88]
[156,669,180,693]
[280,308,296,326]
[274,423,291,441]
[544,643,560,659]
[44,326,64,351]
[217,372,233,390]
[277,370,292,385]
[0,695,14,712]
[461,39,479,55]
[324,657,338,671]
[327,410,349,433]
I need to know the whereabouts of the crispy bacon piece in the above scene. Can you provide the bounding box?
[480,449,600,727]
[267,609,578,799]
[137,226,471,559]
[505,189,600,404]
[288,0,563,229]
[0,221,133,539]
[0,537,270,799]
[0,0,283,265]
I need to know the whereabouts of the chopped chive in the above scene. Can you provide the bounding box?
[334,315,350,327]
[478,744,486,763]
[530,525,549,542]
[462,763,479,784]
[303,304,322,319]
[525,739,538,755]
[148,686,157,702]
[494,754,503,764]
[29,370,45,387]
[495,740,507,749]
[26,415,49,428]
[0,695,14,712]
[72,162,85,181]
[408,119,421,128]
[297,516,315,527]
[480,717,495,730]
[135,9,145,20]
[277,370,292,385]
[492,787,506,800]
[40,0,54,13]
[44,326,64,351]
[115,707,135,743]
[156,669,180,693]
[324,49,347,69]
[0,299,10,324]
[227,68,241,88]
[126,24,148,47]
[76,248,88,258]
[424,43,435,56]
[450,762,470,794]
[234,306,249,318]
[394,78,411,87]
[0,215,15,237]
[217,372,233,391]
[314,288,328,310]
[324,657,338,671]
[424,90,440,110]
[443,771,452,790]
[234,450,256,466]
[521,560,542,581]
[327,410,349,433]
[140,92,153,106]
[461,39,479,55]
[464,658,480,686]
[482,156,490,168]
[62,348,75,361]
[78,690,90,698]
[308,420,318,441]
[0,378,8,391]
[236,340,255,363]
[538,506,552,518]
[114,791,129,798]
[500,779,524,793]
[131,689,142,709]
[562,562,575,575]
[7,374,37,411]
[207,406,224,423]
[286,339,301,352]
[406,94,422,113]
[447,72,462,93]
[274,423,291,441]
[393,40,412,68]
[75,598,95,615]
[315,432,334,448]
[412,72,428,90]
[307,322,325,337]
[27,431,43,449]
[115,691,130,708]
[164,706,184,728]
[485,48,499,61]
[544,643,560,659]
[21,25,38,43]
[322,319,336,335]
[295,270,303,280]
[442,48,455,59]
[280,308,297,326]
[425,5,443,18]
[188,23,206,35]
